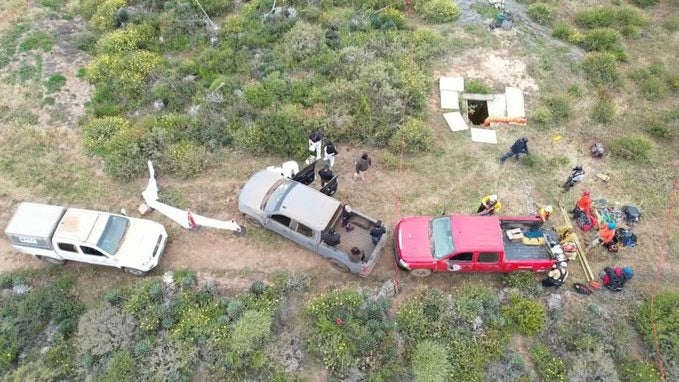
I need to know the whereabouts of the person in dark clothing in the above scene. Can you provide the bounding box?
[542,262,568,288]
[341,205,354,231]
[369,220,386,245]
[323,140,339,168]
[499,137,529,163]
[308,131,323,160]
[353,152,372,181]
[321,228,340,247]
[318,164,335,187]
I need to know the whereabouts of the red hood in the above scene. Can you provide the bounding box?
[396,216,433,263]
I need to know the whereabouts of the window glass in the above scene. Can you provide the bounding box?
[478,252,499,263]
[296,223,313,238]
[263,181,295,212]
[271,215,291,227]
[57,243,77,252]
[451,252,473,262]
[97,216,129,255]
[430,217,454,259]
[80,246,106,257]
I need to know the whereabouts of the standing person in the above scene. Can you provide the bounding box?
[318,164,335,187]
[499,137,529,163]
[477,194,502,216]
[369,220,386,245]
[324,140,339,168]
[353,152,372,181]
[341,205,354,231]
[308,131,323,160]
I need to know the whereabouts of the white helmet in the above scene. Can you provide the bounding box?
[559,261,568,268]
[545,205,553,212]
[489,194,498,203]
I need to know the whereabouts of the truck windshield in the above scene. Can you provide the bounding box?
[263,180,295,212]
[97,216,129,255]
[430,217,454,259]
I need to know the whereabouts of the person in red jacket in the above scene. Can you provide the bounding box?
[598,222,617,249]
[575,190,592,214]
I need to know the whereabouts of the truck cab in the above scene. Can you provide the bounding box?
[239,170,386,276]
[395,215,557,277]
[5,203,168,276]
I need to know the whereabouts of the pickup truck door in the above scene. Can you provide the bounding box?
[472,252,501,272]
[55,241,113,266]
[443,252,474,272]
[265,214,318,252]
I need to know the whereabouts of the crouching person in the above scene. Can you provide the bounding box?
[542,262,568,288]
[601,266,633,291]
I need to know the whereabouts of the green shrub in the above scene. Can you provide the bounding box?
[19,31,54,52]
[94,350,135,382]
[77,306,137,358]
[465,79,493,94]
[609,135,654,161]
[631,0,659,7]
[501,295,545,336]
[174,269,196,289]
[96,24,156,54]
[504,271,538,291]
[582,52,621,87]
[527,3,554,26]
[83,116,129,155]
[552,21,576,41]
[90,0,126,33]
[617,359,662,382]
[161,140,208,178]
[639,77,669,100]
[86,51,163,94]
[411,341,450,382]
[546,95,573,121]
[663,17,679,32]
[575,6,647,31]
[415,0,461,23]
[45,73,66,93]
[281,21,325,62]
[388,118,432,154]
[635,292,679,365]
[198,0,234,16]
[455,283,500,324]
[580,28,624,56]
[531,106,553,124]
[531,344,566,381]
[370,8,407,30]
[229,310,273,356]
[590,98,616,123]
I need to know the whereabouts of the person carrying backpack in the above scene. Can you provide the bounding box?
[601,266,633,291]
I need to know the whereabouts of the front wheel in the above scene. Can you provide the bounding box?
[123,267,147,277]
[39,256,65,265]
[232,225,246,237]
[410,268,432,278]
[244,215,263,228]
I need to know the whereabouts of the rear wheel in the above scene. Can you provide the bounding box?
[244,215,263,228]
[123,267,147,277]
[39,256,65,265]
[328,259,350,273]
[410,268,432,278]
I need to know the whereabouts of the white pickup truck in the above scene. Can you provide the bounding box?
[4,202,168,276]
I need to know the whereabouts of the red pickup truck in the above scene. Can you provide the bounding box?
[394,214,558,277]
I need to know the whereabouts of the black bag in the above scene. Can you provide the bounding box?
[574,283,592,295]
[622,206,641,223]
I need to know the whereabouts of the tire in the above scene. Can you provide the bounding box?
[244,215,263,228]
[232,225,246,237]
[123,267,147,277]
[39,256,65,265]
[328,259,350,273]
[410,268,432,278]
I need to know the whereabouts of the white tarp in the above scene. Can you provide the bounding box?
[487,93,507,118]
[470,128,498,144]
[143,161,242,233]
[440,90,460,110]
[443,112,469,132]
[440,77,464,92]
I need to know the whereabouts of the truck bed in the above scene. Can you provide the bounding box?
[333,215,376,261]
[500,220,554,262]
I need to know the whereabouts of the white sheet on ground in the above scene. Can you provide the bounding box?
[470,128,498,144]
[487,93,507,118]
[443,112,469,132]
[143,161,241,231]
[440,90,460,110]
[505,87,526,119]
[440,77,464,92]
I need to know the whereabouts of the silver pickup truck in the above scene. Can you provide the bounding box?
[238,169,386,276]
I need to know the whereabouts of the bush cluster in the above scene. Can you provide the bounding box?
[609,135,654,161]
[591,98,616,123]
[582,52,621,87]
[415,0,461,23]
[630,63,671,101]
[635,292,679,368]
[527,3,554,26]
[501,294,545,336]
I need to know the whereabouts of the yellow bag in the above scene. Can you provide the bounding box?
[522,237,545,246]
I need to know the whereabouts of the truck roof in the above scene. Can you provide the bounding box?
[4,202,66,239]
[450,215,503,253]
[281,182,341,231]
[53,209,110,244]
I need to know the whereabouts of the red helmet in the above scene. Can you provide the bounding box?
[583,190,591,197]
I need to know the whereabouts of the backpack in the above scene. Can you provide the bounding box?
[574,283,592,295]
[622,206,641,224]
[604,267,624,291]
[591,142,605,158]
[576,213,594,231]
[615,228,637,247]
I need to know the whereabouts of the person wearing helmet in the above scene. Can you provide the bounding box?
[597,222,617,249]
[537,205,553,222]
[542,262,569,288]
[477,194,502,215]
[500,137,530,163]
[574,190,592,215]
